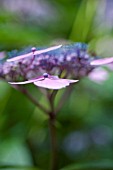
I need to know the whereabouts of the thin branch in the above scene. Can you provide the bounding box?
[47,90,58,115]
[55,85,73,113]
[14,85,49,114]
[50,90,58,102]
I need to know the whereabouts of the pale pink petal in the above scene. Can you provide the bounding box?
[105,63,113,71]
[8,77,44,85]
[34,78,78,89]
[88,67,109,84]
[90,57,113,66]
[7,52,33,62]
[8,73,78,89]
[7,45,62,62]
[34,45,62,55]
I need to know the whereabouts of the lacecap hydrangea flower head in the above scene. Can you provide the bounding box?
[1,42,113,89]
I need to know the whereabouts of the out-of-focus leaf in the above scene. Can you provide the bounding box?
[0,81,11,114]
[0,137,33,166]
[70,0,98,42]
[0,165,40,170]
[60,160,113,170]
[0,23,50,49]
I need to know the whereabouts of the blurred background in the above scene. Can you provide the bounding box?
[1,0,113,170]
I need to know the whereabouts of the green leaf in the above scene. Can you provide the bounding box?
[60,160,113,170]
[70,0,98,42]
[0,165,40,170]
[0,138,33,166]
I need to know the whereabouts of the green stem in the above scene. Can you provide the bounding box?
[48,90,58,170]
[49,112,57,170]
[55,85,73,113]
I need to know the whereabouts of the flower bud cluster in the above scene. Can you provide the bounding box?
[0,43,96,81]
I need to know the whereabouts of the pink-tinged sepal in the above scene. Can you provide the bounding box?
[88,68,109,84]
[90,57,113,66]
[8,73,79,90]
[34,77,78,89]
[9,77,44,85]
[7,45,62,62]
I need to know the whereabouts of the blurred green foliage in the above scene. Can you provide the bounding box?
[1,0,113,170]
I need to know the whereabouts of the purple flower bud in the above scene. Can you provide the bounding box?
[31,47,36,53]
[0,43,105,82]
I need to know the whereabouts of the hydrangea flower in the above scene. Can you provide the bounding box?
[9,73,79,90]
[1,43,94,82]
[1,42,113,88]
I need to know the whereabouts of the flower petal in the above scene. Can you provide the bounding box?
[88,67,109,84]
[34,45,62,55]
[8,77,44,85]
[34,78,79,89]
[8,73,78,90]
[7,45,62,62]
[90,57,113,66]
